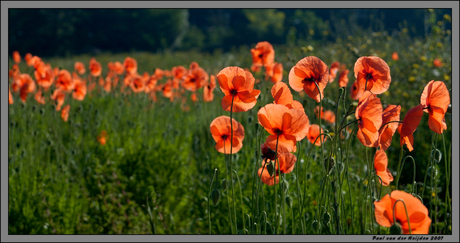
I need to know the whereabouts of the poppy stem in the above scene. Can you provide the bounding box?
[395,145,405,191]
[442,133,451,219]
[378,120,404,133]
[229,93,237,234]
[274,134,280,234]
[208,168,218,234]
[399,156,417,194]
[392,199,412,234]
[313,81,326,175]
[223,139,234,234]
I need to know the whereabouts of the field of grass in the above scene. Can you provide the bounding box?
[8,16,452,235]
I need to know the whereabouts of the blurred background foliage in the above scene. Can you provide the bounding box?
[8,9,451,57]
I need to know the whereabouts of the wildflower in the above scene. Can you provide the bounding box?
[34,62,55,89]
[123,57,138,75]
[51,89,66,111]
[203,75,216,102]
[377,105,401,151]
[392,52,399,61]
[339,69,349,88]
[258,104,310,153]
[354,56,391,99]
[210,116,245,154]
[420,81,450,134]
[289,56,329,102]
[74,61,86,75]
[258,152,297,186]
[12,51,21,63]
[183,65,208,92]
[172,65,187,80]
[34,89,46,104]
[373,150,393,186]
[89,58,102,77]
[9,89,14,105]
[217,66,261,112]
[355,91,383,147]
[72,79,87,101]
[306,124,326,146]
[97,130,107,146]
[350,80,359,100]
[56,70,75,92]
[329,61,340,83]
[433,58,442,67]
[250,41,275,67]
[400,105,424,151]
[61,105,70,122]
[374,190,431,234]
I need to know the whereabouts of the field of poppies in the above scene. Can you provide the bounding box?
[8,14,453,235]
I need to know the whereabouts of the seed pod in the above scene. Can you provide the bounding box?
[390,223,403,234]
[311,220,319,231]
[211,189,220,207]
[285,195,292,207]
[323,212,331,223]
[247,116,253,124]
[267,161,275,177]
[221,179,228,190]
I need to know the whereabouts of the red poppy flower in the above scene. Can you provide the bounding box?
[329,61,340,83]
[210,116,245,154]
[17,74,36,103]
[74,61,86,75]
[104,77,112,92]
[129,74,146,93]
[433,58,442,67]
[392,52,399,61]
[258,104,310,153]
[9,64,20,79]
[9,89,14,105]
[354,56,391,99]
[377,105,401,151]
[144,75,158,93]
[420,81,450,134]
[399,104,424,151]
[56,70,75,92]
[374,190,431,234]
[111,61,125,75]
[355,91,383,147]
[289,56,329,102]
[323,110,336,124]
[35,89,46,105]
[89,58,102,77]
[183,66,208,92]
[51,89,66,111]
[123,57,138,75]
[61,105,70,122]
[251,41,275,67]
[373,150,393,186]
[350,80,359,100]
[34,63,55,89]
[72,79,87,101]
[339,69,349,88]
[191,92,198,102]
[258,152,297,186]
[154,68,165,80]
[172,65,187,80]
[217,66,261,112]
[13,51,21,63]
[271,82,293,107]
[97,130,107,146]
[306,124,326,146]
[203,75,216,102]
[397,124,414,152]
[24,53,33,65]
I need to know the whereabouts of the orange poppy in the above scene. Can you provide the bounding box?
[191,92,198,102]
[183,66,208,92]
[104,77,112,92]
[329,61,340,83]
[420,81,450,134]
[13,51,21,63]
[17,74,36,103]
[9,89,14,105]
[258,152,297,186]
[109,61,125,75]
[250,41,275,67]
[154,68,165,80]
[28,56,42,67]
[355,91,383,147]
[397,124,414,152]
[210,116,245,154]
[354,56,391,99]
[34,62,55,89]
[51,89,66,111]
[123,57,138,75]
[270,63,283,84]
[72,79,87,101]
[189,61,200,70]
[87,81,96,94]
[203,74,216,102]
[377,105,401,151]
[433,58,442,67]
[61,105,70,122]
[129,74,146,93]
[392,52,399,61]
[306,124,326,146]
[97,130,107,146]
[350,80,359,100]
[56,70,75,92]
[161,80,174,99]
[286,100,304,111]
[251,63,262,73]
[373,150,393,186]
[258,104,310,153]
[339,69,349,88]
[271,82,293,107]
[400,104,424,151]
[74,61,86,75]
[98,76,105,87]
[164,70,172,78]
[9,64,20,79]
[172,66,187,80]
[314,106,324,119]
[34,89,46,104]
[289,56,329,102]
[89,58,102,77]
[144,75,158,93]
[217,66,261,112]
[374,190,431,234]
[24,53,33,65]
[12,73,33,93]
[323,110,336,124]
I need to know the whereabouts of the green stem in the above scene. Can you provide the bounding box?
[274,134,280,234]
[395,145,405,190]
[208,168,218,234]
[233,170,245,233]
[393,199,412,234]
[229,94,237,233]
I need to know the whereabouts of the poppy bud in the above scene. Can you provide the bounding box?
[247,116,253,124]
[31,105,37,112]
[211,189,220,207]
[306,172,312,180]
[431,149,442,163]
[16,142,20,149]
[267,161,275,177]
[323,212,331,223]
[323,156,335,175]
[390,222,403,234]
[285,195,292,207]
[255,122,260,132]
[302,99,308,108]
[428,166,438,178]
[311,220,319,231]
[447,104,451,113]
[221,179,228,190]
[39,108,45,115]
